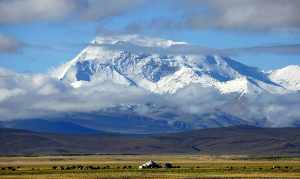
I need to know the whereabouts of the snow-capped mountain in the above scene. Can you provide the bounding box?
[53,35,289,95]
[1,35,300,133]
[269,65,300,92]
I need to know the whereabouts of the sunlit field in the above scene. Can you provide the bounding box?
[0,155,300,179]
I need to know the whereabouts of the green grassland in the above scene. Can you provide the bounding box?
[0,155,300,178]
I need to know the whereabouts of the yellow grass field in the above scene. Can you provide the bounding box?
[0,155,300,178]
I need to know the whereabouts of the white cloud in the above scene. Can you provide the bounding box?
[0,68,156,119]
[0,0,77,23]
[185,0,300,31]
[1,0,299,32]
[0,67,299,128]
[0,88,24,102]
[0,0,144,24]
[213,0,300,31]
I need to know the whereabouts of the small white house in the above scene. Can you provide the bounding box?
[139,160,160,169]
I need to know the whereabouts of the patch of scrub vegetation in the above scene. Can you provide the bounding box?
[0,155,299,178]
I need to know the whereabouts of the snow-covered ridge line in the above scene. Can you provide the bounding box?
[52,35,300,95]
[269,65,300,91]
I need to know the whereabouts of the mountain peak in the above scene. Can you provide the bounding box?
[269,65,300,91]
[275,65,300,72]
[52,35,293,95]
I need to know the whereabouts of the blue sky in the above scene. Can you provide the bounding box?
[0,0,299,73]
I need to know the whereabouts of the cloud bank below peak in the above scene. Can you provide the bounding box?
[0,67,299,128]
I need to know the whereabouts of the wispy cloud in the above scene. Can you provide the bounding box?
[90,37,300,56]
[0,34,22,53]
[225,44,300,56]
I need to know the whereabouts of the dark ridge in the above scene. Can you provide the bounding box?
[1,127,300,156]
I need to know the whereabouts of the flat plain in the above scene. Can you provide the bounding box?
[0,155,300,179]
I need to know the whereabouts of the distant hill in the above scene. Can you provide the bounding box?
[1,126,300,156]
[2,119,102,134]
